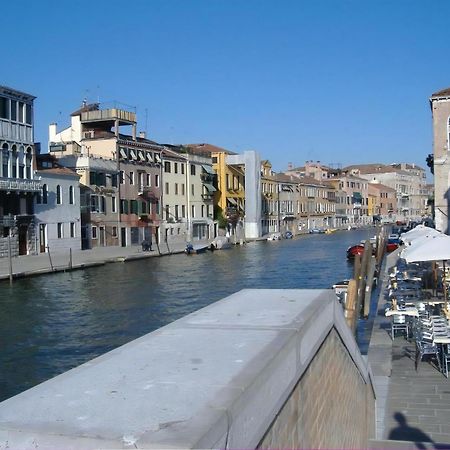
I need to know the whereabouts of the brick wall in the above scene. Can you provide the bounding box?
[259,328,375,449]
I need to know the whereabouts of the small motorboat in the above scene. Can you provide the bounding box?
[185,243,209,255]
[210,236,231,250]
[346,244,365,259]
[267,233,282,241]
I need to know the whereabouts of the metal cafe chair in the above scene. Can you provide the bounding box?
[415,334,442,372]
[391,314,409,340]
[443,345,450,378]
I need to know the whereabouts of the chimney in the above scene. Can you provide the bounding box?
[49,123,57,143]
[139,131,146,139]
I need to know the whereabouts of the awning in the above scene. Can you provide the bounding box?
[204,183,216,192]
[119,148,127,159]
[202,165,215,175]
[146,152,154,163]
[138,151,145,162]
[353,192,362,199]
[227,197,237,206]
[154,154,161,163]
[129,150,137,160]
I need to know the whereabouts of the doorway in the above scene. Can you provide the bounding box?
[39,224,47,253]
[18,225,28,255]
[121,227,126,247]
[99,226,106,246]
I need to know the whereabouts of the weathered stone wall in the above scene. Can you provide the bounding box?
[259,328,375,449]
[0,236,18,258]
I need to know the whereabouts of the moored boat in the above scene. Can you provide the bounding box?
[185,243,209,255]
[346,244,365,259]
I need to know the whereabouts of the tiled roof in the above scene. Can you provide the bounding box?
[185,143,237,155]
[36,167,80,177]
[431,87,450,98]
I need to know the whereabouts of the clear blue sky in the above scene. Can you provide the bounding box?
[3,0,449,175]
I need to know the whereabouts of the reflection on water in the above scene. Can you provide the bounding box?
[0,229,375,401]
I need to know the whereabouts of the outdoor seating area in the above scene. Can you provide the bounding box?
[384,225,450,379]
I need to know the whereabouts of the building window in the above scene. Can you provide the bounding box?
[146,173,151,186]
[70,222,75,238]
[181,164,185,175]
[191,184,194,196]
[165,182,169,195]
[120,199,129,214]
[182,205,186,217]
[112,226,118,237]
[56,185,62,204]
[191,205,195,218]
[90,195,105,213]
[2,144,9,177]
[165,205,170,221]
[129,172,134,185]
[201,205,205,217]
[42,184,48,204]
[181,184,185,196]
[174,162,178,174]
[175,183,178,195]
[92,226,98,239]
[57,223,63,239]
[164,161,171,173]
[130,200,138,214]
[175,205,179,219]
[120,171,125,184]
[111,196,117,213]
[190,164,196,176]
[69,186,74,205]
[155,174,160,187]
[111,173,118,187]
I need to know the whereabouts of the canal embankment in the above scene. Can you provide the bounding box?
[0,241,193,281]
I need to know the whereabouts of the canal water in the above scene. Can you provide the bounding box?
[0,228,377,401]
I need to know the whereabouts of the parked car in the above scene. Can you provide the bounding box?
[284,231,293,239]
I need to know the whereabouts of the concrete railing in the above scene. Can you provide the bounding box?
[0,289,375,449]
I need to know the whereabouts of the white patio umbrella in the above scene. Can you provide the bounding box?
[401,225,441,245]
[402,234,450,263]
[401,234,450,315]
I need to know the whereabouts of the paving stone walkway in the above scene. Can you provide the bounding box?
[368,250,450,447]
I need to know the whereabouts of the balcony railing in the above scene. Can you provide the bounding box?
[0,178,41,192]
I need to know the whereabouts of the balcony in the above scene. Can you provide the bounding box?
[201,193,214,202]
[0,178,41,193]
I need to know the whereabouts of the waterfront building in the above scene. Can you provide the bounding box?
[159,145,217,245]
[297,176,336,231]
[0,86,41,257]
[48,102,162,248]
[368,182,397,222]
[430,87,450,232]
[188,143,262,239]
[34,154,81,252]
[160,147,189,246]
[261,160,280,234]
[344,163,427,222]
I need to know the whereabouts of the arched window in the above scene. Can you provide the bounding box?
[42,184,48,204]
[56,185,62,204]
[25,147,32,179]
[2,143,9,177]
[69,185,74,205]
[11,145,17,178]
[18,145,24,178]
